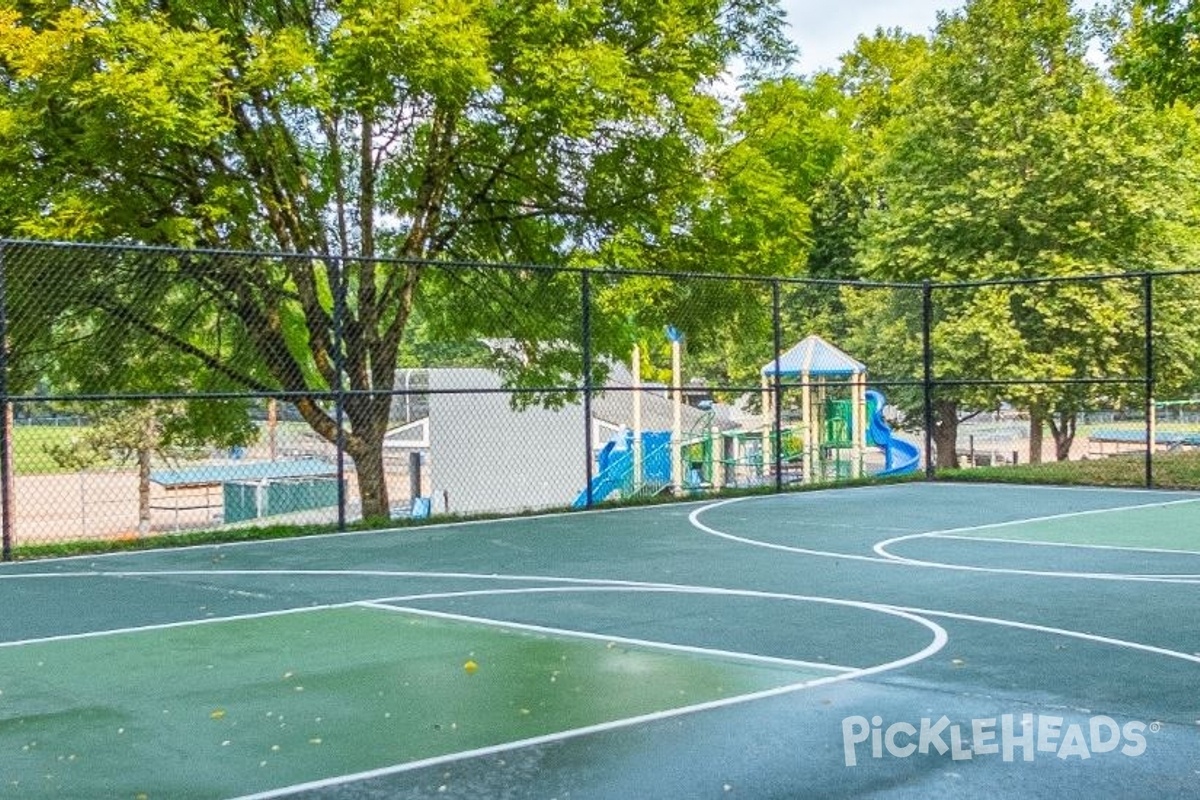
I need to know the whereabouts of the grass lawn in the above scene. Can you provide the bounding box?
[940,449,1200,489]
[9,424,101,475]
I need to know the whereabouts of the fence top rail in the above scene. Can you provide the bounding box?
[925,266,1200,290]
[5,237,1200,290]
[0,238,927,290]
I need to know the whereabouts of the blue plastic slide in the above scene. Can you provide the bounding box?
[572,431,673,508]
[572,439,633,508]
[865,390,921,476]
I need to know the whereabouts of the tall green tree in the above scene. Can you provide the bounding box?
[806,28,930,284]
[585,73,853,395]
[854,0,1200,466]
[1111,0,1200,105]
[0,0,790,518]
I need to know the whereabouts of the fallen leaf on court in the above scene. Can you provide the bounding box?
[210,709,226,720]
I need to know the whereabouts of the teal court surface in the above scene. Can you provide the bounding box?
[1,482,1199,799]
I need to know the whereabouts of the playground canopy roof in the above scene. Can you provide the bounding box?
[761,335,866,378]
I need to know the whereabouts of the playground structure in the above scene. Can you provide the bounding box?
[574,335,920,507]
[758,336,921,483]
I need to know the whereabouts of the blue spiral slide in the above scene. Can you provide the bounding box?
[865,389,921,476]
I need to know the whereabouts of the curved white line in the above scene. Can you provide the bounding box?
[874,496,1200,564]
[229,572,1200,800]
[368,584,948,673]
[873,531,1200,583]
[689,496,1200,584]
[883,602,1200,665]
[358,600,857,672]
[687,497,897,564]
[229,585,949,800]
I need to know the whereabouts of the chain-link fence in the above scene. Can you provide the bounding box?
[2,239,1199,556]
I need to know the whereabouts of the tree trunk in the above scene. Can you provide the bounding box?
[346,437,389,521]
[1048,412,1077,462]
[932,399,961,470]
[1028,406,1045,465]
[137,445,152,536]
[344,393,394,521]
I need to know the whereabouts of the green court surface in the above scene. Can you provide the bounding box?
[925,501,1200,551]
[1,607,824,798]
[2,482,1199,798]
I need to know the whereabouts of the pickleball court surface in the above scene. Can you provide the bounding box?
[1,482,1198,798]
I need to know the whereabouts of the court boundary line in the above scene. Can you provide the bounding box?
[229,578,1200,799]
[689,496,1200,583]
[0,567,686,583]
[7,481,1191,570]
[0,601,364,649]
[880,602,1200,665]
[930,532,1200,557]
[4,563,1198,797]
[871,497,1200,579]
[359,600,856,672]
[0,573,687,647]
[228,588,948,800]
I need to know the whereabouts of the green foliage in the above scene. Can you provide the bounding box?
[844,0,1200,457]
[1111,0,1200,106]
[1,0,791,516]
[586,73,856,389]
[43,400,258,472]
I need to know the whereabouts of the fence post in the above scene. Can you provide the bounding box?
[0,241,11,561]
[921,280,935,480]
[771,280,783,492]
[581,269,594,507]
[331,256,347,530]
[1143,273,1155,489]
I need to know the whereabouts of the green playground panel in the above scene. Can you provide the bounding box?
[943,502,1200,552]
[223,477,342,523]
[0,606,825,799]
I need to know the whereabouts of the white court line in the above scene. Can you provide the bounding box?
[0,602,363,649]
[359,599,856,673]
[0,491,733,568]
[687,497,898,564]
[687,496,1200,583]
[229,575,1200,799]
[0,573,685,647]
[930,532,1200,557]
[230,587,948,800]
[870,497,1200,580]
[0,567,683,584]
[881,602,1200,665]
[878,495,1200,548]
